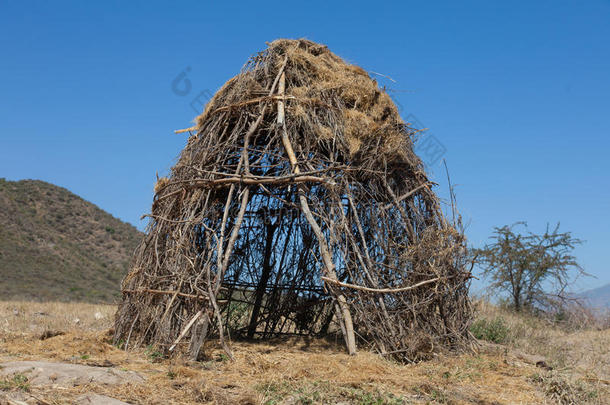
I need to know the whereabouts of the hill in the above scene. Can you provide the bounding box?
[580,283,610,310]
[0,178,142,303]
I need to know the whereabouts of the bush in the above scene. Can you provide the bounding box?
[470,317,509,343]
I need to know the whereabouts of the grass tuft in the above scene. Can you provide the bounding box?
[470,317,510,343]
[0,373,30,392]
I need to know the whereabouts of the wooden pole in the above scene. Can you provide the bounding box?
[276,72,357,355]
[247,218,277,338]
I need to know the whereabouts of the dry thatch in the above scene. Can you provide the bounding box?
[114,39,473,363]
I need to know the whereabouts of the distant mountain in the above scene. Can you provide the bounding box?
[579,283,610,310]
[0,179,142,303]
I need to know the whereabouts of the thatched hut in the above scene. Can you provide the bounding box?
[114,39,472,363]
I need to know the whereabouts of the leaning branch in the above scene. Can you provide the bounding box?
[122,288,209,301]
[382,182,430,209]
[321,276,444,293]
[169,310,203,351]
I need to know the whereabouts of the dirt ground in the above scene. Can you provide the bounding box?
[0,301,607,404]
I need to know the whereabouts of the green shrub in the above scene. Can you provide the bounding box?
[145,345,163,362]
[470,317,509,343]
[0,373,30,391]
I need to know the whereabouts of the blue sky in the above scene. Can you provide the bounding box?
[1,1,608,291]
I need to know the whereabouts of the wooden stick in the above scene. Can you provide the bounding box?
[277,80,286,126]
[154,173,332,198]
[205,58,293,358]
[159,280,184,330]
[382,182,430,209]
[345,193,395,338]
[189,312,210,361]
[209,95,296,115]
[277,71,357,355]
[321,276,443,293]
[198,175,327,187]
[214,54,290,291]
[208,283,234,360]
[169,310,203,351]
[175,126,197,134]
[122,288,208,301]
[124,313,139,351]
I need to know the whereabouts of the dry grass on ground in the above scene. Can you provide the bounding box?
[0,301,608,404]
[474,300,609,381]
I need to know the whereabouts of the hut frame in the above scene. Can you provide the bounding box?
[115,39,473,363]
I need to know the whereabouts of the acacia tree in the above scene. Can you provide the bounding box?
[475,222,586,312]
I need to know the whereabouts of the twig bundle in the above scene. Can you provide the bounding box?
[114,39,473,362]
